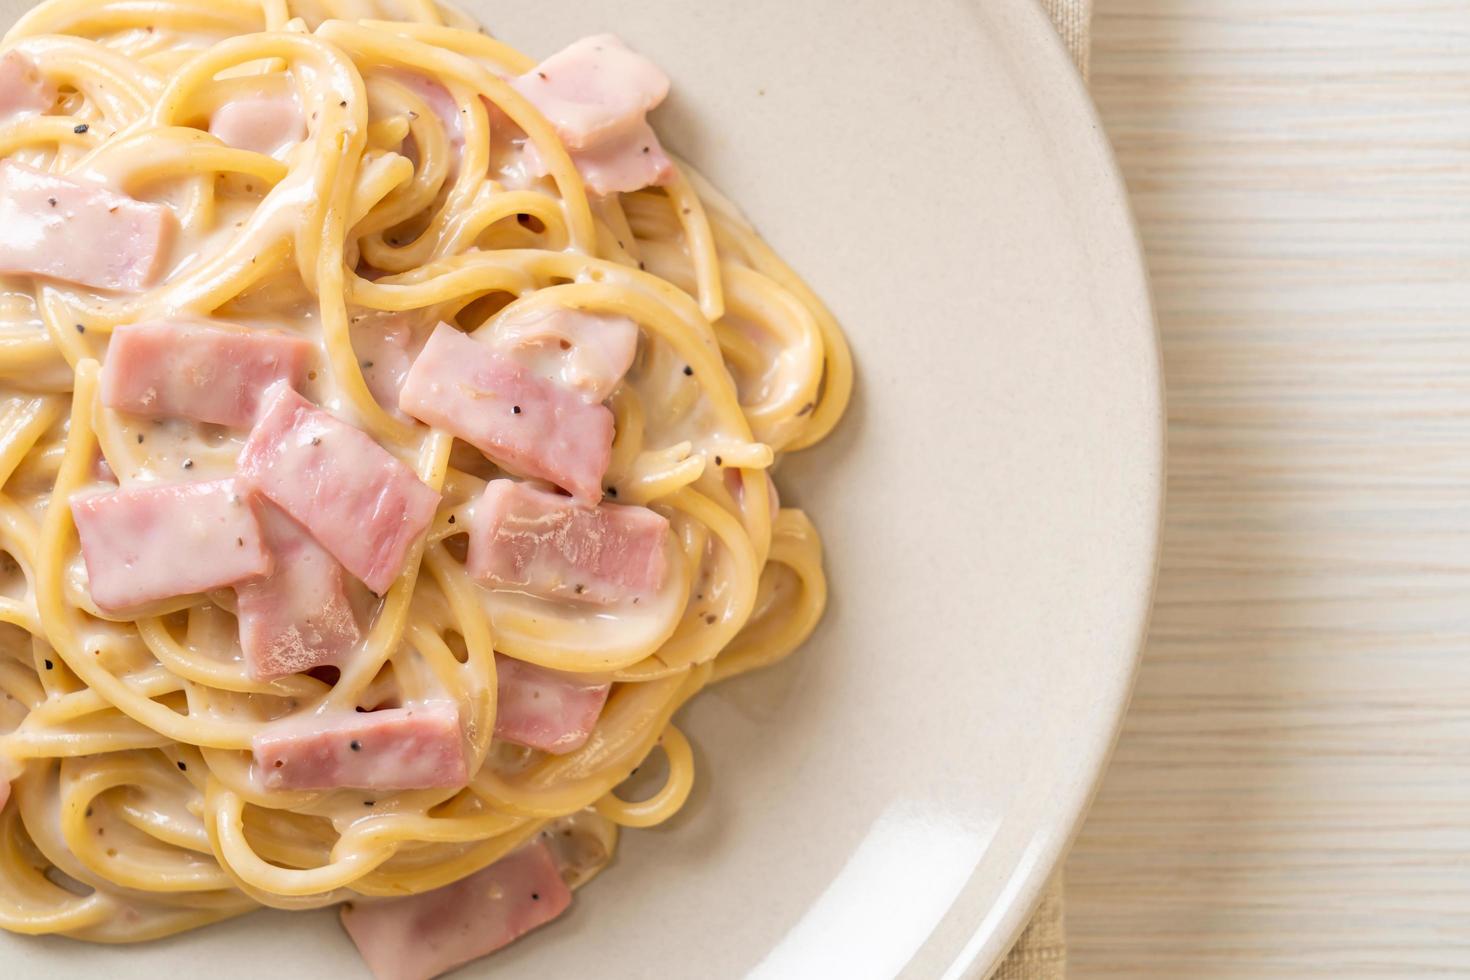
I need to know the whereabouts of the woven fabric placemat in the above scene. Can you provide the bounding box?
[1041,0,1093,79]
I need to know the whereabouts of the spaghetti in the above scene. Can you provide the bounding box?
[0,0,850,963]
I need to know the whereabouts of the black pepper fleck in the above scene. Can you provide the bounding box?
[574,584,585,595]
[447,515,456,524]
[682,365,693,376]
[605,486,618,498]
[339,100,347,107]
[236,537,244,547]
[361,360,373,369]
[182,458,194,469]
[47,197,56,207]
[714,456,723,466]
[641,145,650,154]
[73,123,88,134]
[74,323,85,334]
[136,433,144,444]
[531,892,540,901]
[43,659,52,670]
[310,436,322,446]
[176,761,186,772]
[512,405,522,415]
[85,806,93,817]
[537,71,548,80]
[349,740,362,751]
[364,800,375,807]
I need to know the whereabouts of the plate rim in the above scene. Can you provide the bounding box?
[949,1,1163,977]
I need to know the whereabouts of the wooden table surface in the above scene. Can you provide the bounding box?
[1065,2,1470,976]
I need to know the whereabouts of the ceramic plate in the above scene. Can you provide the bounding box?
[0,0,1161,976]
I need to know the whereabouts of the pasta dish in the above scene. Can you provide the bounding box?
[0,0,850,976]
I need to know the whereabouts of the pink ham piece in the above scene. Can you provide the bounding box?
[512,35,674,195]
[512,35,668,150]
[236,505,360,681]
[494,654,610,754]
[238,383,440,595]
[340,839,572,980]
[522,119,672,196]
[253,701,466,791]
[71,479,270,613]
[209,93,306,158]
[0,51,55,121]
[350,310,428,413]
[0,162,175,292]
[100,321,312,428]
[494,307,639,403]
[468,479,668,604]
[398,324,613,503]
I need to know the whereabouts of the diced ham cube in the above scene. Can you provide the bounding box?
[238,383,440,595]
[398,324,613,503]
[350,310,428,413]
[512,35,669,151]
[100,321,312,428]
[71,479,270,613]
[0,51,55,121]
[0,162,175,292]
[253,701,466,791]
[565,120,672,196]
[512,35,674,196]
[520,118,673,196]
[209,93,306,158]
[467,480,668,604]
[495,307,639,403]
[494,654,610,755]
[236,505,360,681]
[340,839,572,980]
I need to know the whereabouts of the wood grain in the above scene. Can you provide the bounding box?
[1066,2,1470,976]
